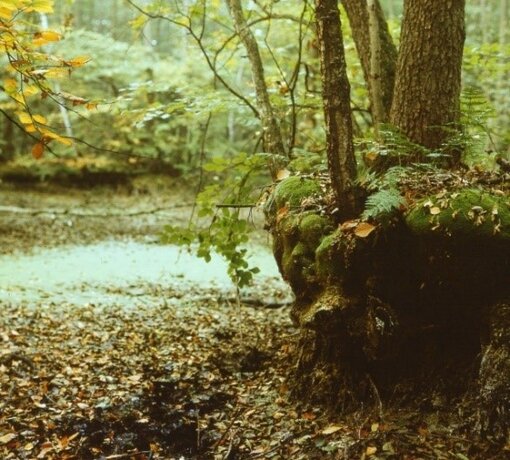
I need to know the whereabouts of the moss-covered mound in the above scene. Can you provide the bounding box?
[266,176,510,440]
[406,189,510,240]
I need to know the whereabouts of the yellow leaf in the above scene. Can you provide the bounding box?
[321,425,343,435]
[33,30,61,46]
[32,142,44,159]
[23,84,39,96]
[12,92,24,103]
[366,446,377,456]
[30,0,54,13]
[0,432,16,444]
[32,114,47,124]
[0,7,13,19]
[41,129,73,146]
[25,124,37,133]
[129,15,146,30]
[17,112,32,124]
[354,222,377,238]
[0,1,19,13]
[44,67,69,79]
[429,206,441,215]
[64,56,90,67]
[4,78,17,92]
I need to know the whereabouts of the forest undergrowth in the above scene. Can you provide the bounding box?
[0,181,506,459]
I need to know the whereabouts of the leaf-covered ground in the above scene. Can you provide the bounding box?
[0,181,507,459]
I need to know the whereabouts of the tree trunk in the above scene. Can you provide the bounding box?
[390,0,465,161]
[367,0,385,135]
[315,0,358,219]
[342,0,397,120]
[226,0,286,175]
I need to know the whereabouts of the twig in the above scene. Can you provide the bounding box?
[367,373,384,419]
[223,428,238,460]
[105,452,151,460]
[215,204,257,209]
[0,204,194,217]
[212,408,244,450]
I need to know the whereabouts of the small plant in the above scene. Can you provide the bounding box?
[161,152,272,288]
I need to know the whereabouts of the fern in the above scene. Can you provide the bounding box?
[362,188,406,221]
[448,86,498,167]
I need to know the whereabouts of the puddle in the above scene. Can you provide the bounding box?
[0,240,288,305]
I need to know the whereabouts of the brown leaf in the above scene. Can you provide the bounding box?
[276,206,289,223]
[32,142,44,159]
[276,169,291,181]
[340,219,359,231]
[354,222,376,238]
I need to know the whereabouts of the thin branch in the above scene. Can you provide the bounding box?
[0,108,57,156]
[125,0,259,118]
[189,112,212,225]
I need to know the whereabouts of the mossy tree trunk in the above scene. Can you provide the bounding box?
[226,0,286,177]
[390,0,466,162]
[342,0,397,121]
[315,0,358,219]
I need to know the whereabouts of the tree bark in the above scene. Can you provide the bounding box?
[390,0,465,160]
[226,0,286,174]
[342,0,397,120]
[367,0,385,135]
[315,0,358,219]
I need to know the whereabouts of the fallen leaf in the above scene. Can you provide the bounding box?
[340,219,359,231]
[0,433,16,444]
[366,446,377,456]
[354,222,376,238]
[276,169,291,181]
[321,425,342,435]
[429,206,441,215]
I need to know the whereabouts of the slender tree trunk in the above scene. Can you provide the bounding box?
[40,14,75,147]
[226,0,286,174]
[342,0,397,119]
[315,0,358,219]
[367,0,385,136]
[390,0,465,161]
[480,0,490,43]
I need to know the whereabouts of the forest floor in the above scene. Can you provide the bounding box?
[0,177,506,459]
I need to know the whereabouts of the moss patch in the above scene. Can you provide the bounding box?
[406,189,510,241]
[269,176,321,212]
[299,214,334,248]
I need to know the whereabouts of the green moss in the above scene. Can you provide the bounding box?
[292,242,310,259]
[315,229,345,280]
[406,189,510,240]
[299,213,334,248]
[271,176,321,210]
[277,214,300,240]
[281,242,315,291]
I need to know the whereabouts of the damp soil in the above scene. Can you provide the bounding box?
[0,178,506,459]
